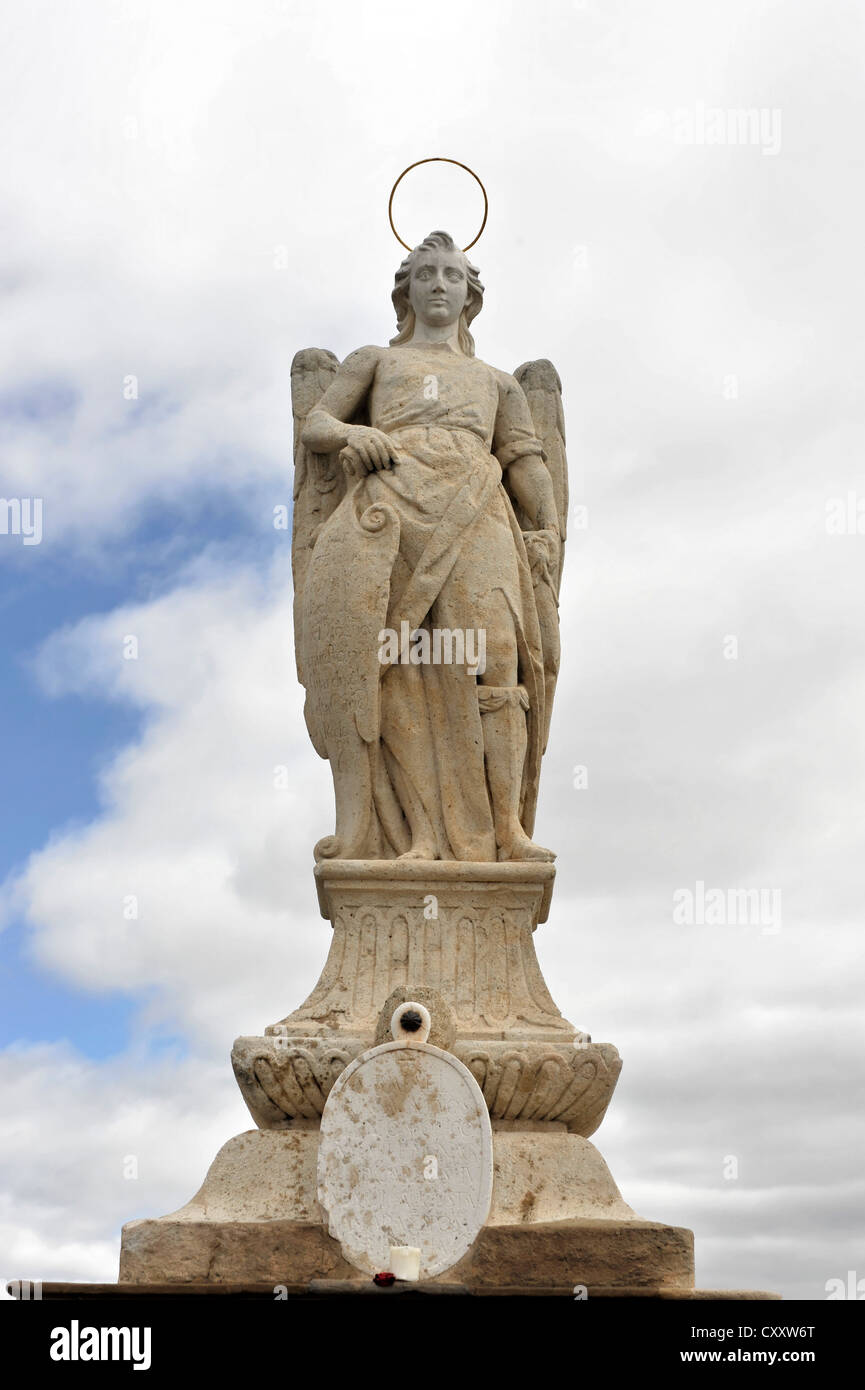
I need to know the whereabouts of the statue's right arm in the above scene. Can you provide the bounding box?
[301,346,398,472]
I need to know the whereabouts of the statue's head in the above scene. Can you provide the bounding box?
[390,230,484,356]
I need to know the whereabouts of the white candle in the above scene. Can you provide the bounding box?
[389,1245,421,1281]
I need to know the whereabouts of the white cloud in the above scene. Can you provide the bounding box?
[6,553,332,1048]
[0,1041,250,1294]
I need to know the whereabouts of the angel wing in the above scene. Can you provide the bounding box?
[290,348,346,684]
[510,359,569,753]
[290,347,401,860]
[513,358,568,586]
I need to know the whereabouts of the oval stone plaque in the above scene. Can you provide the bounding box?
[317,1040,493,1280]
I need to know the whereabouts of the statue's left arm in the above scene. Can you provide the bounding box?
[493,371,560,564]
[494,364,569,759]
[507,455,559,533]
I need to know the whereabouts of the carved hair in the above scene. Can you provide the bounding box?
[390,229,484,356]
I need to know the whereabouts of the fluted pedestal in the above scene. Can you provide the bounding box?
[120,861,701,1293]
[233,861,621,1134]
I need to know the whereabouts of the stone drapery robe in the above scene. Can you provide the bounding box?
[300,342,548,862]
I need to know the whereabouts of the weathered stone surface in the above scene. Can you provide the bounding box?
[232,1035,365,1129]
[241,860,622,1134]
[317,1040,493,1279]
[292,231,567,864]
[374,987,456,1049]
[271,860,562,1043]
[121,1125,642,1241]
[117,1123,701,1289]
[488,1129,637,1225]
[118,1214,694,1291]
[461,1040,620,1133]
[446,1219,695,1290]
[147,1129,322,1224]
[120,1219,356,1286]
[234,1031,620,1136]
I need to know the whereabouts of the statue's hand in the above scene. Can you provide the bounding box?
[523,526,560,585]
[341,426,401,475]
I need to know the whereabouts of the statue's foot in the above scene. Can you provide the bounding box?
[398,842,438,861]
[497,831,556,863]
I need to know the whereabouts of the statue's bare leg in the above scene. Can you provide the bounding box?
[479,596,554,863]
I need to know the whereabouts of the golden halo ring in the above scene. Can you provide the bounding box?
[388,157,488,252]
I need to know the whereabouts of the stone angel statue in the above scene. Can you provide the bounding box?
[291,230,568,864]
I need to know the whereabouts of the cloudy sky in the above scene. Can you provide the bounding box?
[1,0,863,1301]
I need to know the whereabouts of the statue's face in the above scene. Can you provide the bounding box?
[408,247,469,328]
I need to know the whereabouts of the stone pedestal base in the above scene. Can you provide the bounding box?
[113,861,778,1298]
[232,860,622,1136]
[119,1126,694,1292]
